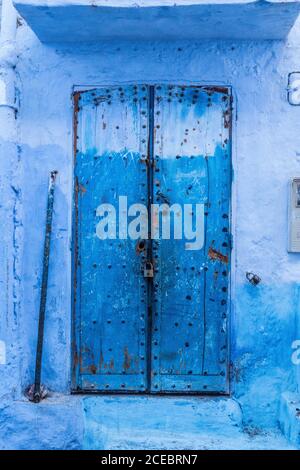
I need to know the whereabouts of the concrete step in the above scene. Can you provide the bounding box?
[82,396,295,450]
[0,395,295,449]
[83,396,242,449]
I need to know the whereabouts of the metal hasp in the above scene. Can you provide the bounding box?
[73,85,232,394]
[30,171,58,403]
[246,272,261,286]
[13,1,300,42]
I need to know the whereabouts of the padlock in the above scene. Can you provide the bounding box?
[144,261,154,278]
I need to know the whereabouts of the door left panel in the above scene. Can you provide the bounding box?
[73,86,149,392]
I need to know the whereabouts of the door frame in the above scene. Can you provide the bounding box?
[71,83,234,395]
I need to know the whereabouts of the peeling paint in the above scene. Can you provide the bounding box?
[208,247,229,264]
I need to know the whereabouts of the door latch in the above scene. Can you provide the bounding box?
[144,261,154,278]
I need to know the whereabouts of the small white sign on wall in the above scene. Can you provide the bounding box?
[0,340,6,365]
[0,79,7,106]
[288,178,300,252]
[288,72,300,105]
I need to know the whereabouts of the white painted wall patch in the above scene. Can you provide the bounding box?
[0,340,6,365]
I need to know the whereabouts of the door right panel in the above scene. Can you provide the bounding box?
[151,85,231,393]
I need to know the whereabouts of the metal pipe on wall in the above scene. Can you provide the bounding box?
[0,0,17,117]
[0,0,20,397]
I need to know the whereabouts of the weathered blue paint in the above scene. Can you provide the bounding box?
[74,86,149,391]
[1,0,300,449]
[74,85,231,393]
[151,85,231,393]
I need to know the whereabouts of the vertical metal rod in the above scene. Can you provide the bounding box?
[33,171,58,403]
[146,86,155,392]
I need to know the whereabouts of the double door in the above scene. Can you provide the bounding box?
[73,84,231,393]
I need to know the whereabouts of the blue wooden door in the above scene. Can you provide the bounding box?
[73,86,150,392]
[150,86,231,393]
[73,85,231,393]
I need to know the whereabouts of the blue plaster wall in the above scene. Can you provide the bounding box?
[1,6,300,449]
[13,0,300,41]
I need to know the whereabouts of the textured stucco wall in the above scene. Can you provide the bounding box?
[1,5,300,449]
